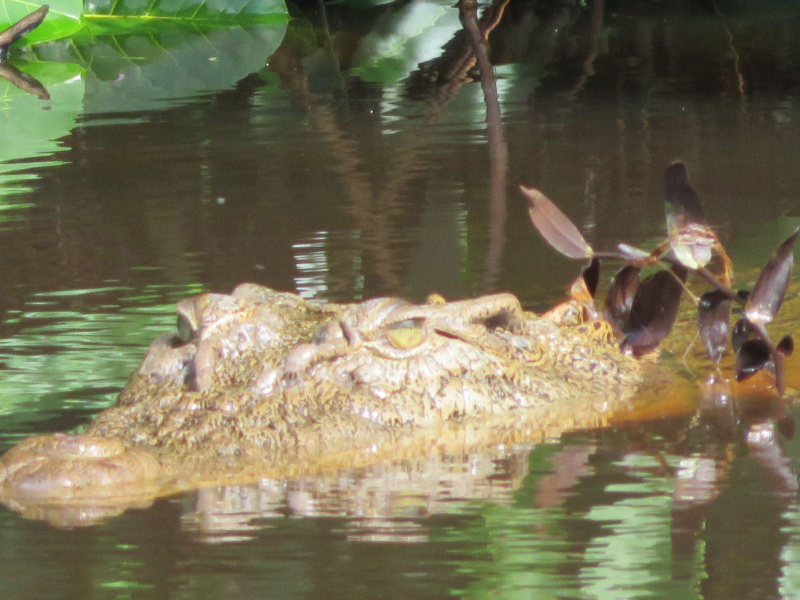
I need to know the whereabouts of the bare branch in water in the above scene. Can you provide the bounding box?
[458,0,510,291]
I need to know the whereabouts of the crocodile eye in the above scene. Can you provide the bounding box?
[385,318,426,349]
[177,314,196,343]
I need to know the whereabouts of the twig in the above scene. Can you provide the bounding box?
[595,247,744,307]
[693,266,742,304]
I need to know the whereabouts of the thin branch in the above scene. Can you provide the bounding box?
[459,0,510,292]
[594,246,745,307]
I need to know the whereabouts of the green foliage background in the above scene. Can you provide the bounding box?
[0,0,288,44]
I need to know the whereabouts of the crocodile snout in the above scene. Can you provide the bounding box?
[0,434,162,502]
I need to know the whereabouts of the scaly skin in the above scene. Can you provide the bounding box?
[0,284,642,519]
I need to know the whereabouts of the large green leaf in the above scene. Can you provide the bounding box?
[85,0,287,21]
[0,0,288,47]
[0,0,82,44]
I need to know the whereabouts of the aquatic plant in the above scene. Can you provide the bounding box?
[521,164,797,395]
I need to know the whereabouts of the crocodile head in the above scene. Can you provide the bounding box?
[0,284,641,521]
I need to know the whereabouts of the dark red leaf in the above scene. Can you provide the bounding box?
[569,258,600,305]
[520,186,593,260]
[665,161,706,228]
[698,290,730,363]
[777,335,794,357]
[778,416,796,440]
[604,265,641,334]
[620,265,687,356]
[732,318,752,353]
[664,162,716,269]
[0,5,49,51]
[745,229,799,325]
[582,257,600,298]
[735,339,772,381]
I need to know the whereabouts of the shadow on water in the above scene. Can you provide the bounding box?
[1,0,800,598]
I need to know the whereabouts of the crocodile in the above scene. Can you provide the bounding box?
[0,283,651,524]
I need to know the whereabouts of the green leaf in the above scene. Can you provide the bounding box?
[84,0,288,24]
[1,0,288,47]
[0,0,82,44]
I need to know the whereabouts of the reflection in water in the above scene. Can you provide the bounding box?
[0,63,49,99]
[293,230,331,299]
[157,399,800,598]
[0,61,83,200]
[457,0,510,290]
[182,449,527,544]
[0,1,800,598]
[0,284,202,439]
[34,26,288,115]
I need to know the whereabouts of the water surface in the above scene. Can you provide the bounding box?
[2,2,800,598]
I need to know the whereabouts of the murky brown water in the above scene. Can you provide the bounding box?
[2,2,800,598]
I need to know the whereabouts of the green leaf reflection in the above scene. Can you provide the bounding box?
[0,284,204,436]
[35,24,287,113]
[435,449,700,599]
[350,0,461,84]
[0,60,84,199]
[0,25,285,201]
